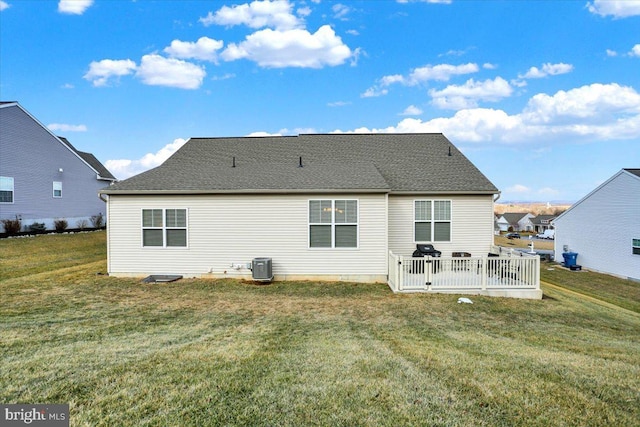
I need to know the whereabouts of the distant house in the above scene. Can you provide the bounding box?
[531,214,556,234]
[0,102,116,232]
[496,212,534,232]
[100,134,501,284]
[553,168,640,281]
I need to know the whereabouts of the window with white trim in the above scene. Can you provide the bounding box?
[53,181,62,198]
[0,177,14,203]
[309,199,358,248]
[633,239,640,255]
[142,209,187,247]
[415,200,451,242]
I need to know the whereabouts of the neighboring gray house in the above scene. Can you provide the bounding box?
[0,102,116,232]
[553,168,640,281]
[100,134,501,284]
[496,212,534,232]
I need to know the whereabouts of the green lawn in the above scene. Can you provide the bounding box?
[1,232,639,426]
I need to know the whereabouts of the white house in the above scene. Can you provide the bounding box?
[553,168,640,281]
[496,212,534,232]
[101,134,503,284]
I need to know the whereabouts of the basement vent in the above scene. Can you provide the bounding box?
[141,275,183,283]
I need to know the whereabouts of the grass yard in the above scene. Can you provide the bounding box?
[1,232,639,426]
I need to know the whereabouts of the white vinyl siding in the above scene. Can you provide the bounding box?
[414,200,451,243]
[0,177,14,203]
[554,170,640,280]
[389,195,495,257]
[142,208,187,248]
[309,199,358,248]
[107,194,386,280]
[53,181,62,198]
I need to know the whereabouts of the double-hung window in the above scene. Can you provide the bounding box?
[142,208,187,248]
[53,181,62,198]
[0,177,14,203]
[415,200,451,242]
[309,199,358,248]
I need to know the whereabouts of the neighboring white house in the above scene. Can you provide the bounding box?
[0,102,115,231]
[496,212,534,232]
[553,168,640,281]
[100,134,501,284]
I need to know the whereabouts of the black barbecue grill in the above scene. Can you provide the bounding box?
[412,244,442,258]
[410,244,441,274]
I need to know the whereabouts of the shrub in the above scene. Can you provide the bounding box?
[76,219,89,230]
[28,222,47,233]
[90,213,104,228]
[1,216,22,235]
[54,219,68,232]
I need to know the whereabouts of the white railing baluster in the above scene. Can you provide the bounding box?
[388,249,540,295]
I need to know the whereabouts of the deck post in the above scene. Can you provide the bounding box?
[481,255,487,291]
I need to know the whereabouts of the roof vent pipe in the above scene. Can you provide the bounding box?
[232,156,236,168]
[298,156,303,168]
[448,146,452,156]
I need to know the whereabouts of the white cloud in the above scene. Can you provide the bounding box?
[587,0,640,18]
[522,83,640,124]
[164,37,224,62]
[519,62,574,79]
[360,87,388,98]
[200,0,302,30]
[328,101,351,107]
[48,123,87,132]
[429,77,513,110]
[606,49,618,57]
[483,63,497,70]
[362,63,479,98]
[339,83,640,144]
[221,25,352,68]
[58,0,93,15]
[83,59,137,87]
[630,44,640,57]
[136,54,206,89]
[246,131,283,137]
[297,6,312,17]
[332,3,351,20]
[506,184,530,194]
[105,138,188,180]
[408,63,479,85]
[400,105,423,116]
[211,73,236,81]
[0,1,10,11]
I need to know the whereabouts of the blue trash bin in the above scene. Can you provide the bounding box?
[562,252,578,267]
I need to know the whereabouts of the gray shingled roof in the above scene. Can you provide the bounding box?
[501,213,530,225]
[624,168,640,178]
[102,133,498,194]
[58,137,116,181]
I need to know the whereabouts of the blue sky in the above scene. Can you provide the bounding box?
[1,0,639,202]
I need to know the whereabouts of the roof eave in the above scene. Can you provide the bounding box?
[100,188,391,195]
[389,190,499,196]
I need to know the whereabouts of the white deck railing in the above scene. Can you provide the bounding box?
[388,249,540,297]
